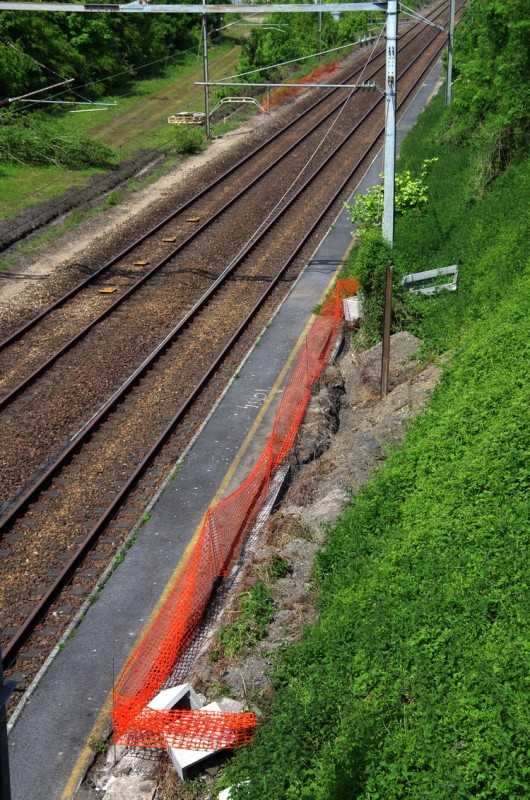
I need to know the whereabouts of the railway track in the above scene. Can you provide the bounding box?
[1,0,457,699]
[0,3,450,511]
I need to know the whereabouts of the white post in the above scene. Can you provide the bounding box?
[202,0,211,139]
[445,0,455,106]
[314,0,322,61]
[382,0,398,244]
[318,6,322,60]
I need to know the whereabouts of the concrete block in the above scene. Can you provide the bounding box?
[343,296,363,321]
[104,775,156,799]
[216,697,246,714]
[168,701,223,780]
[147,683,203,711]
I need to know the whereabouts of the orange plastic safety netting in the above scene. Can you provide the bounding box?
[113,278,359,751]
[260,61,339,113]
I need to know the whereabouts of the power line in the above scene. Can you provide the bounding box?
[0,19,382,227]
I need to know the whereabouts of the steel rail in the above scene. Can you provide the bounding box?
[0,9,448,413]
[0,10,448,533]
[0,85,385,530]
[2,32,448,670]
[0,57,381,353]
[0,56,385,412]
[0,1,444,355]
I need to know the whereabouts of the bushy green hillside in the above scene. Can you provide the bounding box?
[220,138,530,800]
[0,2,210,100]
[219,0,530,794]
[220,132,529,796]
[395,93,530,356]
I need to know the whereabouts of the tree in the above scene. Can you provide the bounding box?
[445,0,529,176]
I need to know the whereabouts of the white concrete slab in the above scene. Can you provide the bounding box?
[147,683,202,711]
[168,701,223,780]
[104,776,156,799]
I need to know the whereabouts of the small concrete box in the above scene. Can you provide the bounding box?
[343,296,363,321]
[147,683,202,712]
[168,701,224,780]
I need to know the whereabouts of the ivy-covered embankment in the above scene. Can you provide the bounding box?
[218,0,530,794]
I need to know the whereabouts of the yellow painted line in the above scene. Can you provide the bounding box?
[60,258,350,798]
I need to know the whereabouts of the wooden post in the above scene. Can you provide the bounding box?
[380,264,393,398]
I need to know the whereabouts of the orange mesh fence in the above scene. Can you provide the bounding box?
[260,61,338,113]
[113,278,359,751]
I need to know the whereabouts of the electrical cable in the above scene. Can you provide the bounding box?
[399,3,445,31]
[218,32,384,84]
[0,20,381,228]
[210,27,385,279]
[0,32,94,105]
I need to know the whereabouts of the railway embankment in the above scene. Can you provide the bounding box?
[96,87,528,800]
[211,96,530,800]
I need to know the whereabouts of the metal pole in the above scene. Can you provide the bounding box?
[382,0,398,244]
[445,0,455,105]
[202,0,211,139]
[380,264,393,398]
[316,0,322,61]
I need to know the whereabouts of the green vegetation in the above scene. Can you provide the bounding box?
[232,0,428,87]
[212,582,275,661]
[344,159,438,235]
[88,736,107,754]
[343,90,529,353]
[236,10,377,81]
[446,0,529,184]
[265,554,292,581]
[0,4,213,100]
[221,147,530,797]
[0,110,116,168]
[222,271,530,797]
[218,0,530,795]
[0,40,240,218]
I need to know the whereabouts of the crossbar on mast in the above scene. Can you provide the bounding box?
[0,2,385,12]
[196,81,379,90]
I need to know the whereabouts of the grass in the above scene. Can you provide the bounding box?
[0,39,242,220]
[211,582,275,661]
[0,163,102,219]
[218,91,530,799]
[85,42,241,154]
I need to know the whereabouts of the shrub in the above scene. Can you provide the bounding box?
[0,115,116,169]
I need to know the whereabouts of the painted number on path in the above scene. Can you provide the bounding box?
[236,389,270,411]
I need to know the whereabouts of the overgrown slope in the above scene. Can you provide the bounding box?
[221,153,530,800]
[219,3,530,793]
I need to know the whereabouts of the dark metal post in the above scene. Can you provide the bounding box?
[445,0,455,105]
[0,649,17,800]
[380,264,393,398]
